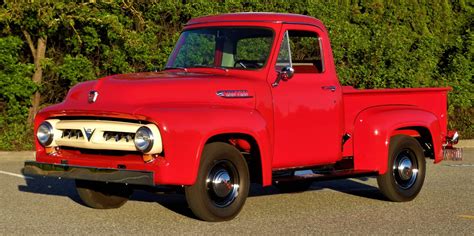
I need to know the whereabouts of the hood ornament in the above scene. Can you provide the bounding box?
[88,90,98,103]
[84,128,95,141]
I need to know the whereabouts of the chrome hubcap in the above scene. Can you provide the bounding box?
[393,149,418,189]
[206,160,239,208]
[398,157,413,180]
[211,169,232,198]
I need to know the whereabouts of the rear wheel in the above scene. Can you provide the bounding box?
[75,180,132,209]
[377,135,426,202]
[185,142,250,222]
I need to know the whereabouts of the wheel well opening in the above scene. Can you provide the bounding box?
[394,127,434,159]
[206,133,263,184]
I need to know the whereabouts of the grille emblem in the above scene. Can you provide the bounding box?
[88,90,98,103]
[84,128,95,141]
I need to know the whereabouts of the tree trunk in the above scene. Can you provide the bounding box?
[23,30,47,124]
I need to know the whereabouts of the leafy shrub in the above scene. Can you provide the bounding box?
[0,36,34,150]
[0,0,472,150]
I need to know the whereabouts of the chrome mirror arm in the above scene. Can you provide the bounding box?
[272,66,294,87]
[272,71,283,87]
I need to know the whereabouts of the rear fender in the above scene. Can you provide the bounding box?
[353,106,442,174]
[137,106,272,186]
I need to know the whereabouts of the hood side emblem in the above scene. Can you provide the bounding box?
[88,90,99,103]
[84,128,95,141]
[216,90,253,98]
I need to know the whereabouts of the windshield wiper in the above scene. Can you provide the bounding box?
[192,65,229,72]
[164,66,188,72]
[164,65,229,72]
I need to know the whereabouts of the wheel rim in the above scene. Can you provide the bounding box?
[393,149,418,189]
[206,160,239,208]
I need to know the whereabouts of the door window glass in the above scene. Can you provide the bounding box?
[275,31,292,71]
[275,30,324,74]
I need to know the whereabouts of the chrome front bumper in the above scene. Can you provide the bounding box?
[23,161,155,186]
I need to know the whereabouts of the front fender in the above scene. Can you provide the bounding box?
[353,106,442,174]
[136,105,272,185]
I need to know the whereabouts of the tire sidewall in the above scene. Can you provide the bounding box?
[186,142,250,221]
[386,135,426,201]
[75,180,132,209]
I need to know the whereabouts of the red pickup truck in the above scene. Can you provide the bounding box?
[24,13,457,221]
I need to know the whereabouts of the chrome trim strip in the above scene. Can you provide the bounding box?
[216,90,253,98]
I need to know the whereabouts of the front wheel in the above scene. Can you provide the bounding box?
[185,142,250,222]
[377,135,426,202]
[75,180,132,209]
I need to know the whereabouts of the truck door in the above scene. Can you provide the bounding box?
[270,25,344,169]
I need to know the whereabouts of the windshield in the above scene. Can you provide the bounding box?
[166,27,274,70]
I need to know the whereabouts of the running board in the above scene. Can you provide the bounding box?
[273,170,377,183]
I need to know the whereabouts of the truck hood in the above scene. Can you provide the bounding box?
[46,71,256,118]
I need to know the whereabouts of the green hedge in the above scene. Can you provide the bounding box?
[0,0,472,150]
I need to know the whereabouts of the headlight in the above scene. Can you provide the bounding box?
[37,121,54,146]
[134,126,154,152]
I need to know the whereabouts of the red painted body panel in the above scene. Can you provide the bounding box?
[342,86,450,168]
[270,23,343,168]
[32,13,450,187]
[34,72,274,185]
[187,13,327,30]
[351,106,443,174]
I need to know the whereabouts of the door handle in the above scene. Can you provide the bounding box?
[321,86,336,92]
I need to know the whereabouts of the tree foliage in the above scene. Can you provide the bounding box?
[0,0,472,150]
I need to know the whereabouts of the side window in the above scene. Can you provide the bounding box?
[275,30,324,74]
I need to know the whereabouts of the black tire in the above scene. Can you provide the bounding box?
[75,180,132,209]
[185,142,250,222]
[377,135,426,202]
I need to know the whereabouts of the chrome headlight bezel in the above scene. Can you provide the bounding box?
[134,126,154,153]
[37,121,54,146]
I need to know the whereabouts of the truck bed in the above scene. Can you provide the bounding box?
[342,86,450,156]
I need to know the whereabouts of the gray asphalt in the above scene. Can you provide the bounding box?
[0,149,473,234]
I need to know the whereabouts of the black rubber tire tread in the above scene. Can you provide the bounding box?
[185,142,250,222]
[75,180,132,209]
[377,135,426,202]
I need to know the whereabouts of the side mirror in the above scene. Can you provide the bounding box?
[272,66,294,87]
[280,66,294,81]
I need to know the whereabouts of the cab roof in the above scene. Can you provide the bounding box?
[186,12,327,32]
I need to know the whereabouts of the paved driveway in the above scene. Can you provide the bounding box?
[0,149,472,234]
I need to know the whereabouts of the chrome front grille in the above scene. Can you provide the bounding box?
[43,119,163,154]
[61,129,84,140]
[103,132,135,143]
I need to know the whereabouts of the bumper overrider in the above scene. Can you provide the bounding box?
[23,161,155,186]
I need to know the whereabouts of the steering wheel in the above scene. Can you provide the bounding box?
[234,60,260,69]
